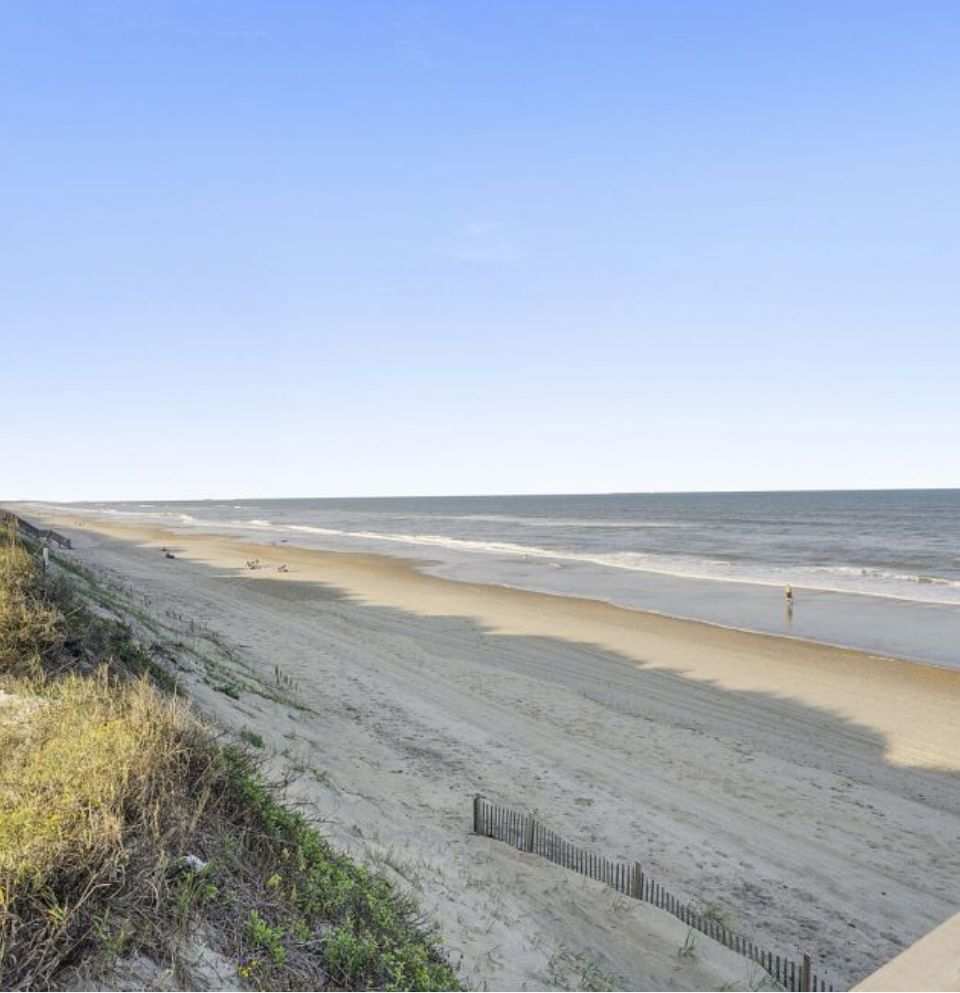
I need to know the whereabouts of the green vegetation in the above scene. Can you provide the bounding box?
[677,929,697,961]
[239,727,265,749]
[0,536,64,677]
[0,523,459,991]
[217,752,456,990]
[546,947,621,991]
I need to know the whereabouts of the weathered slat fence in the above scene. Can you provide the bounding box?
[1,511,72,549]
[472,796,834,992]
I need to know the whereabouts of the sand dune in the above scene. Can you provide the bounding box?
[27,511,960,990]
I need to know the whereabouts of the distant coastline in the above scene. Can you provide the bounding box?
[13,489,960,670]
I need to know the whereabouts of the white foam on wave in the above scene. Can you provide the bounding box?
[450,514,686,529]
[279,524,960,605]
[816,564,957,587]
[61,504,960,607]
[96,507,199,525]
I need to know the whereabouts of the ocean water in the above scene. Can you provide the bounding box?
[52,490,960,669]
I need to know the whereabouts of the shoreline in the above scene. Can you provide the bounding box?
[12,500,951,664]
[18,499,960,607]
[14,500,960,672]
[428,571,944,672]
[25,508,960,773]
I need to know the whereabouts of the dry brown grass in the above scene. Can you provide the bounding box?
[0,532,223,988]
[0,525,459,992]
[0,530,64,679]
[0,671,220,989]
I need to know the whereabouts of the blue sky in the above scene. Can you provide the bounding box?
[2,0,958,500]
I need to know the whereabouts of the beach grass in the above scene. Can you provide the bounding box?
[0,525,459,991]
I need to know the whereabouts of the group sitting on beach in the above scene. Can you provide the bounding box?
[244,558,288,573]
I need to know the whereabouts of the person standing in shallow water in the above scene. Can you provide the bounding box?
[784,584,795,620]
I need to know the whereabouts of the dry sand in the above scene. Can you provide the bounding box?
[26,511,960,990]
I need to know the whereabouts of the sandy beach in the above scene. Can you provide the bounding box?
[24,510,960,990]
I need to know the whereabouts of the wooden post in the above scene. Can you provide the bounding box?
[473,795,483,835]
[524,814,535,853]
[801,953,811,992]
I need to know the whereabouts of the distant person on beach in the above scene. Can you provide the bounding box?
[785,584,794,604]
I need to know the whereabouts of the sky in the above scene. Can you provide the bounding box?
[2,0,958,500]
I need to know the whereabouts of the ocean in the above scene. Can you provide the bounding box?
[54,489,960,669]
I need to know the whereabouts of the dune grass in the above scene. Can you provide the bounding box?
[0,672,213,988]
[0,536,63,678]
[0,524,459,991]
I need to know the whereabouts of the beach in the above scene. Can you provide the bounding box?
[24,510,960,990]
[26,491,960,669]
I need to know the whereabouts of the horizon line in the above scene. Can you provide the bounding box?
[6,485,960,504]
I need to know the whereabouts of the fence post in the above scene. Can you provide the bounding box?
[524,814,536,853]
[801,953,811,992]
[630,862,644,899]
[473,795,483,835]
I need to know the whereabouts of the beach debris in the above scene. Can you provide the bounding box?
[277,564,288,573]
[164,552,176,560]
[171,854,207,875]
[245,558,264,570]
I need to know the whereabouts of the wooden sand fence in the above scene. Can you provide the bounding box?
[1,511,72,549]
[473,796,834,992]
